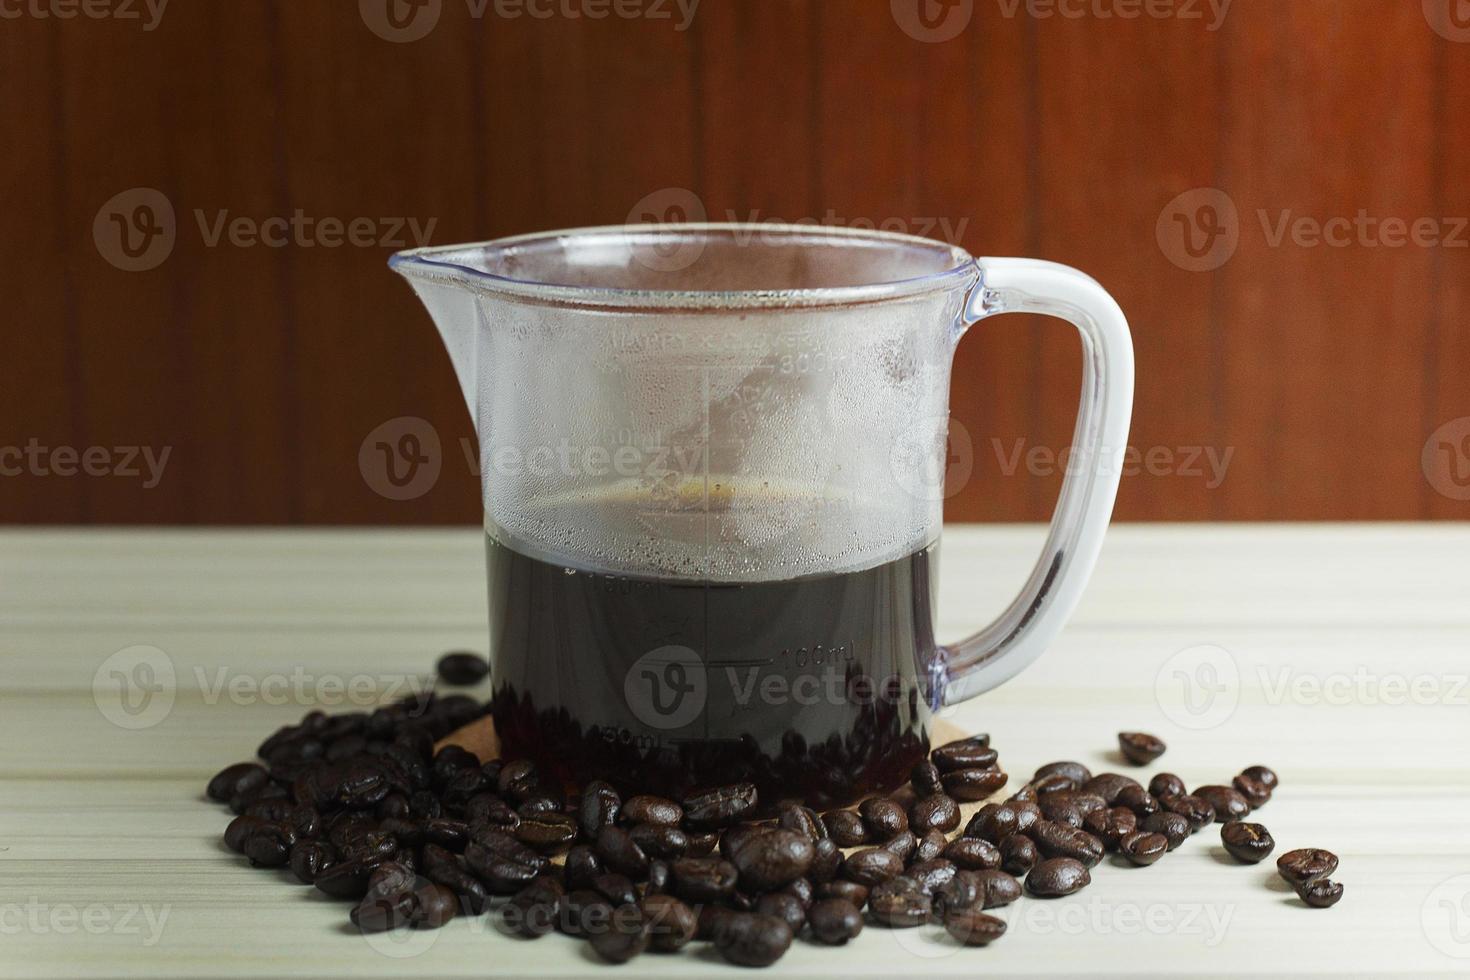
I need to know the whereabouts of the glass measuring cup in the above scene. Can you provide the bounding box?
[390,224,1133,805]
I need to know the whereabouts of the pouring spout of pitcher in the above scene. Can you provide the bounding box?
[388,248,485,425]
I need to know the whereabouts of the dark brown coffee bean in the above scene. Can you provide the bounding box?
[910,794,960,833]
[640,893,697,951]
[685,829,720,857]
[1232,773,1272,808]
[714,913,793,968]
[351,890,415,933]
[1030,820,1105,868]
[314,858,379,899]
[965,802,1019,842]
[621,794,682,827]
[1277,848,1338,886]
[869,878,931,927]
[434,650,488,686]
[231,780,289,815]
[1194,785,1251,823]
[943,908,1008,946]
[1297,877,1343,908]
[999,834,1038,875]
[939,836,997,871]
[731,829,815,892]
[932,870,981,916]
[589,907,650,964]
[881,831,917,863]
[910,759,943,796]
[208,763,268,804]
[412,882,459,929]
[781,876,813,908]
[822,808,869,847]
[887,785,917,810]
[591,872,638,907]
[915,828,947,863]
[563,844,603,890]
[645,859,670,896]
[1033,760,1092,788]
[594,825,650,880]
[815,879,869,908]
[670,856,739,903]
[755,892,806,935]
[807,898,863,944]
[719,823,765,862]
[1036,794,1083,829]
[1082,773,1141,806]
[859,797,909,839]
[972,868,1021,908]
[1117,731,1166,765]
[1026,857,1091,897]
[777,804,826,841]
[578,780,621,839]
[289,840,337,884]
[516,811,577,852]
[932,736,997,773]
[1118,831,1168,866]
[1163,793,1216,830]
[942,767,1009,802]
[906,859,958,896]
[559,889,614,938]
[224,814,267,853]
[1241,765,1278,790]
[629,822,688,861]
[809,837,842,883]
[682,783,758,830]
[1220,821,1275,863]
[465,794,519,832]
[1141,811,1191,850]
[421,845,489,914]
[1148,772,1186,799]
[1084,806,1138,849]
[842,847,904,887]
[242,823,297,868]
[1116,784,1161,816]
[503,877,564,937]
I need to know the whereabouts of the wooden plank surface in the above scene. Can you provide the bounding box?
[2,526,1468,977]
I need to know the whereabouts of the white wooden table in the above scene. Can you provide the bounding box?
[2,526,1468,978]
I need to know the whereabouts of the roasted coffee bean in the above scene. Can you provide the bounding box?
[781,876,813,908]
[629,822,689,860]
[595,825,650,880]
[933,870,981,916]
[944,836,1002,871]
[622,794,682,827]
[230,780,289,815]
[670,857,739,903]
[755,892,807,935]
[966,802,1020,842]
[719,823,765,862]
[881,831,917,864]
[869,878,931,927]
[208,762,268,804]
[420,845,489,914]
[412,882,459,929]
[682,783,758,830]
[1033,761,1092,788]
[1030,821,1105,868]
[559,889,614,938]
[1116,784,1160,816]
[777,804,826,842]
[1232,773,1272,808]
[1084,806,1138,849]
[1118,831,1169,866]
[1220,821,1276,863]
[1163,793,1216,831]
[910,760,943,797]
[289,840,337,884]
[1241,765,1278,790]
[466,794,519,832]
[640,893,697,951]
[1117,731,1167,765]
[515,811,578,852]
[242,823,297,868]
[339,830,398,865]
[714,913,793,968]
[841,847,905,887]
[686,830,720,857]
[807,898,863,945]
[915,828,947,863]
[351,890,415,933]
[504,878,565,937]
[1035,795,1082,829]
[1277,848,1338,886]
[517,794,563,817]
[579,780,621,839]
[645,859,670,896]
[591,872,638,908]
[464,829,546,893]
[1141,811,1191,851]
[910,794,960,833]
[815,879,869,908]
[943,908,1008,946]
[1026,857,1091,897]
[1082,773,1141,806]
[224,814,267,853]
[589,906,651,963]
[1027,774,1077,798]
[1012,800,1042,834]
[809,837,842,883]
[858,797,909,839]
[314,858,380,899]
[435,650,489,686]
[932,736,997,773]
[1297,878,1343,908]
[823,808,870,847]
[496,759,541,802]
[564,844,604,890]
[422,817,468,851]
[1148,772,1186,800]
[906,859,957,896]
[1194,785,1251,823]
[971,868,1022,908]
[887,785,917,810]
[999,834,1038,876]
[731,829,815,892]
[941,767,1008,802]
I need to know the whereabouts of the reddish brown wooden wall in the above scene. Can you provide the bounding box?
[3,0,1467,524]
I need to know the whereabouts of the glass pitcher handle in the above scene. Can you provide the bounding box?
[937,257,1135,706]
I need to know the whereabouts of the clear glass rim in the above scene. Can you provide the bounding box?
[389,223,979,310]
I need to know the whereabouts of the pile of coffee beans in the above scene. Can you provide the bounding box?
[207,698,1338,967]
